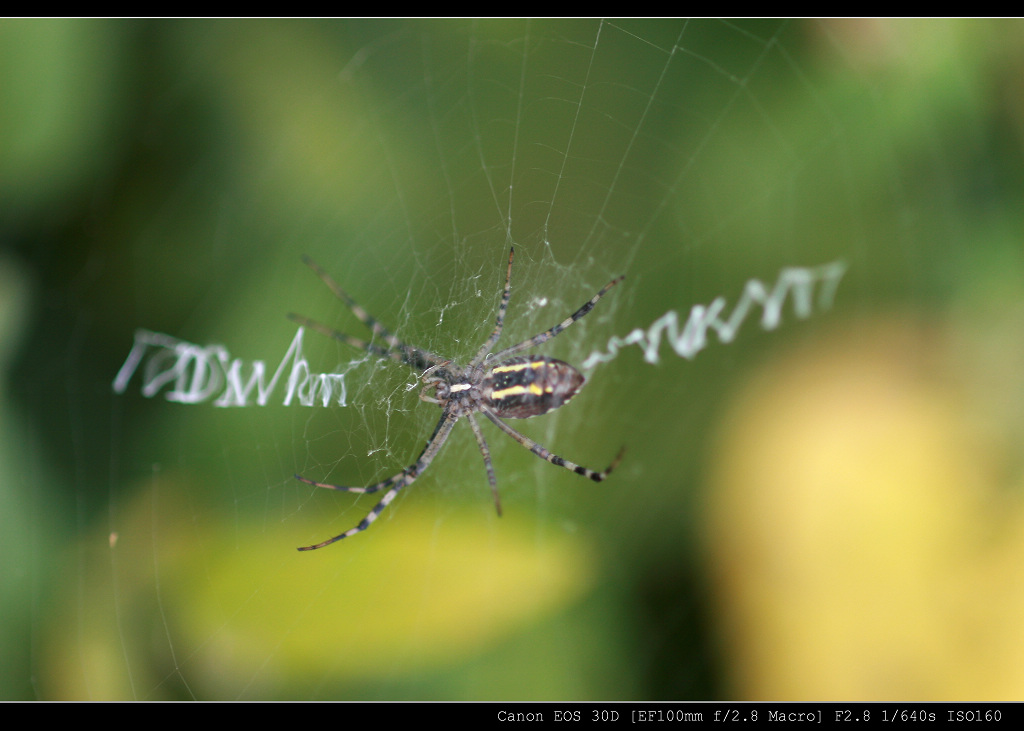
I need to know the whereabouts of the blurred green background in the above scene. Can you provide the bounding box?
[3,19,1024,700]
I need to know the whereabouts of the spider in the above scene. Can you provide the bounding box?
[289,247,624,551]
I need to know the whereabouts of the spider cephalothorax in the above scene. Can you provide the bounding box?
[289,247,623,551]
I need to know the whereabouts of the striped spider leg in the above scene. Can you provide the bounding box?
[292,247,624,551]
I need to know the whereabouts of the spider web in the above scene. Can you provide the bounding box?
[6,19,1014,700]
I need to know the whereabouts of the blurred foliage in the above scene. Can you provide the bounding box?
[2,19,1024,700]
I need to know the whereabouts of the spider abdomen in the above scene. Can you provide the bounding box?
[484,356,584,419]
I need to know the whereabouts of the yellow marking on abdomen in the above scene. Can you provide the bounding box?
[492,382,545,400]
[491,360,547,375]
